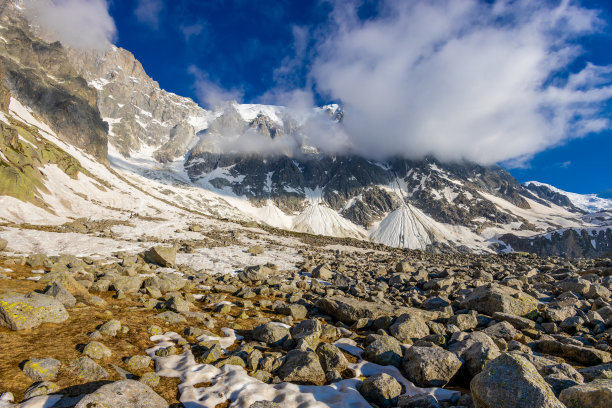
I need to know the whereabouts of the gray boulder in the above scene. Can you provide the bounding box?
[316,343,349,373]
[22,358,61,381]
[559,379,612,408]
[312,264,333,280]
[144,246,177,267]
[471,353,564,408]
[75,379,168,408]
[99,319,122,336]
[390,314,430,342]
[363,335,403,366]
[252,322,290,347]
[460,284,538,317]
[239,265,274,282]
[359,373,402,408]
[449,332,501,378]
[403,346,462,387]
[0,292,69,330]
[43,282,77,308]
[70,356,109,381]
[316,295,436,325]
[277,350,326,385]
[531,340,611,366]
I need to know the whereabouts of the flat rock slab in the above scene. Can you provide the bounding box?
[0,292,69,330]
[75,379,168,408]
[316,295,437,324]
[532,340,611,366]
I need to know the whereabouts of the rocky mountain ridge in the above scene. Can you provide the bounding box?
[0,1,610,258]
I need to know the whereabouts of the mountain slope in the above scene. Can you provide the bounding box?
[0,3,610,257]
[525,181,612,213]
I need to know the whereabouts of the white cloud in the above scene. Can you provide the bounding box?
[307,0,612,165]
[180,22,205,41]
[189,65,243,109]
[23,0,116,50]
[134,0,164,29]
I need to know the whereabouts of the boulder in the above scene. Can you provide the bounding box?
[363,335,403,367]
[449,332,501,378]
[99,320,122,336]
[359,373,402,408]
[470,353,564,408]
[144,246,177,267]
[0,238,7,251]
[403,346,462,387]
[316,343,349,373]
[239,265,274,282]
[43,282,76,308]
[252,322,290,347]
[70,356,109,381]
[83,341,112,360]
[390,314,430,342]
[559,379,612,408]
[460,284,538,317]
[316,296,436,325]
[277,350,326,385]
[531,340,611,366]
[0,292,69,330]
[312,264,333,280]
[22,358,61,381]
[75,379,168,408]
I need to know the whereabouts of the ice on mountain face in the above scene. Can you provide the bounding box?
[292,204,365,238]
[370,204,444,250]
[526,181,612,212]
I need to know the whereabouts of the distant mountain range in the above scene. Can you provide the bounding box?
[0,1,610,258]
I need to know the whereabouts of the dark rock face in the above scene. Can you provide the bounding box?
[526,183,582,212]
[0,5,108,162]
[500,228,612,259]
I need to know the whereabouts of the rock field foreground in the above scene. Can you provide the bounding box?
[0,220,611,408]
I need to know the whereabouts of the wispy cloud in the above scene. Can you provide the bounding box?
[23,0,116,50]
[180,22,205,41]
[189,65,243,109]
[134,0,164,29]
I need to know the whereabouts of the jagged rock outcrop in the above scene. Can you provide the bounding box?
[0,3,108,162]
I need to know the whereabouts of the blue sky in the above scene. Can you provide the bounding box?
[49,0,612,194]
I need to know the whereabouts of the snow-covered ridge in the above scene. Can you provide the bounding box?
[525,181,612,212]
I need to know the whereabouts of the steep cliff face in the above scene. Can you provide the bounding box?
[500,227,612,258]
[66,46,206,159]
[0,3,108,162]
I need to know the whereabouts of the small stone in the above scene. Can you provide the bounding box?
[247,245,265,255]
[22,358,61,381]
[139,372,160,388]
[148,325,164,336]
[83,341,112,360]
[70,356,109,381]
[99,319,122,336]
[125,355,152,371]
[23,382,60,400]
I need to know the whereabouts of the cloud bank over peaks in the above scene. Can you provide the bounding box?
[308,0,612,166]
[22,0,116,50]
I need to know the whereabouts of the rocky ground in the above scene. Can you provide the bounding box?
[0,222,611,408]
